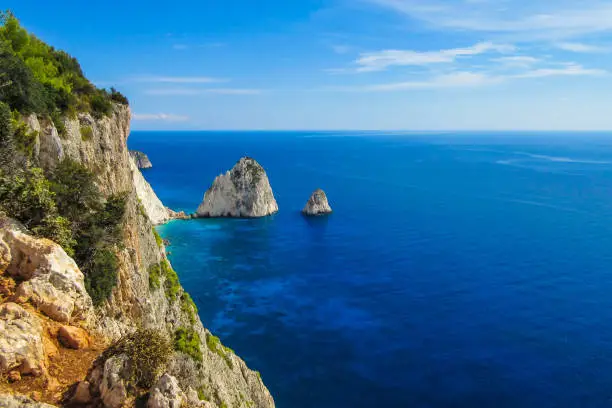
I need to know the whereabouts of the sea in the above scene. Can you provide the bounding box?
[129,131,612,408]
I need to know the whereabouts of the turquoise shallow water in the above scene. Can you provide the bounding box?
[130,131,612,408]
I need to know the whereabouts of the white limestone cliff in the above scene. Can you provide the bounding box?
[196,157,278,218]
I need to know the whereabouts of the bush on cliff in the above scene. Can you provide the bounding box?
[0,11,128,116]
[174,327,203,362]
[104,328,172,389]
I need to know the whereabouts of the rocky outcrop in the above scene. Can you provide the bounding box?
[96,355,129,408]
[130,150,153,169]
[0,222,93,325]
[196,157,278,218]
[0,395,57,408]
[302,189,332,216]
[17,106,275,407]
[0,303,45,376]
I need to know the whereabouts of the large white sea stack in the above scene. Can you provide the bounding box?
[196,157,278,218]
[302,189,332,216]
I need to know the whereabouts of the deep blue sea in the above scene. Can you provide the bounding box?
[129,131,612,408]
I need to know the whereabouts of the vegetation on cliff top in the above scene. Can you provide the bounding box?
[0,12,130,306]
[0,11,128,117]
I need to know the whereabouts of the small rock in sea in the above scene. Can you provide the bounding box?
[129,150,153,169]
[302,189,332,216]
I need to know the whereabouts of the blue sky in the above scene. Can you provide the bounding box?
[7,0,612,130]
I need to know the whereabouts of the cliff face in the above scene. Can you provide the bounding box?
[196,157,278,218]
[8,107,275,408]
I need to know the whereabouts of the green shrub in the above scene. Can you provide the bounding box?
[206,333,234,369]
[50,158,100,221]
[152,227,162,248]
[149,263,161,290]
[197,387,209,401]
[32,214,75,256]
[49,110,66,138]
[80,125,93,141]
[11,111,37,159]
[0,167,56,228]
[110,87,129,105]
[174,327,202,362]
[161,259,180,300]
[181,292,198,324]
[85,248,119,306]
[90,91,112,119]
[104,328,172,389]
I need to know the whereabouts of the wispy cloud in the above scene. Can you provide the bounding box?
[132,113,189,121]
[350,42,514,72]
[334,63,604,92]
[513,63,606,78]
[360,71,497,91]
[145,88,263,96]
[366,0,612,40]
[133,76,228,84]
[555,42,609,53]
[331,44,352,54]
[492,56,541,68]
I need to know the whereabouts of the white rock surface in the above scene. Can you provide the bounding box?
[0,222,93,324]
[0,395,57,408]
[99,355,129,408]
[302,189,332,216]
[0,302,45,376]
[148,374,185,408]
[130,157,171,225]
[196,157,278,218]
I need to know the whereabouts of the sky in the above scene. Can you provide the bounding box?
[6,0,612,130]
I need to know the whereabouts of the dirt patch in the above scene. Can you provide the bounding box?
[0,303,104,405]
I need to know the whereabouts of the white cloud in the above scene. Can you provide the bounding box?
[133,76,227,84]
[555,42,608,53]
[335,63,604,92]
[366,0,612,40]
[145,88,262,95]
[513,63,606,78]
[492,56,541,67]
[353,42,515,72]
[361,71,497,91]
[132,113,189,122]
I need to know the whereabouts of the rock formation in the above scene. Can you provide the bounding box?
[302,189,332,216]
[196,157,278,218]
[130,150,153,169]
[2,107,275,407]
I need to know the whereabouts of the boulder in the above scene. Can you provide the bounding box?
[70,381,93,405]
[147,374,184,408]
[302,189,332,216]
[98,355,129,408]
[0,395,57,408]
[0,223,93,324]
[0,234,10,273]
[196,157,278,218]
[58,325,90,350]
[0,303,45,376]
